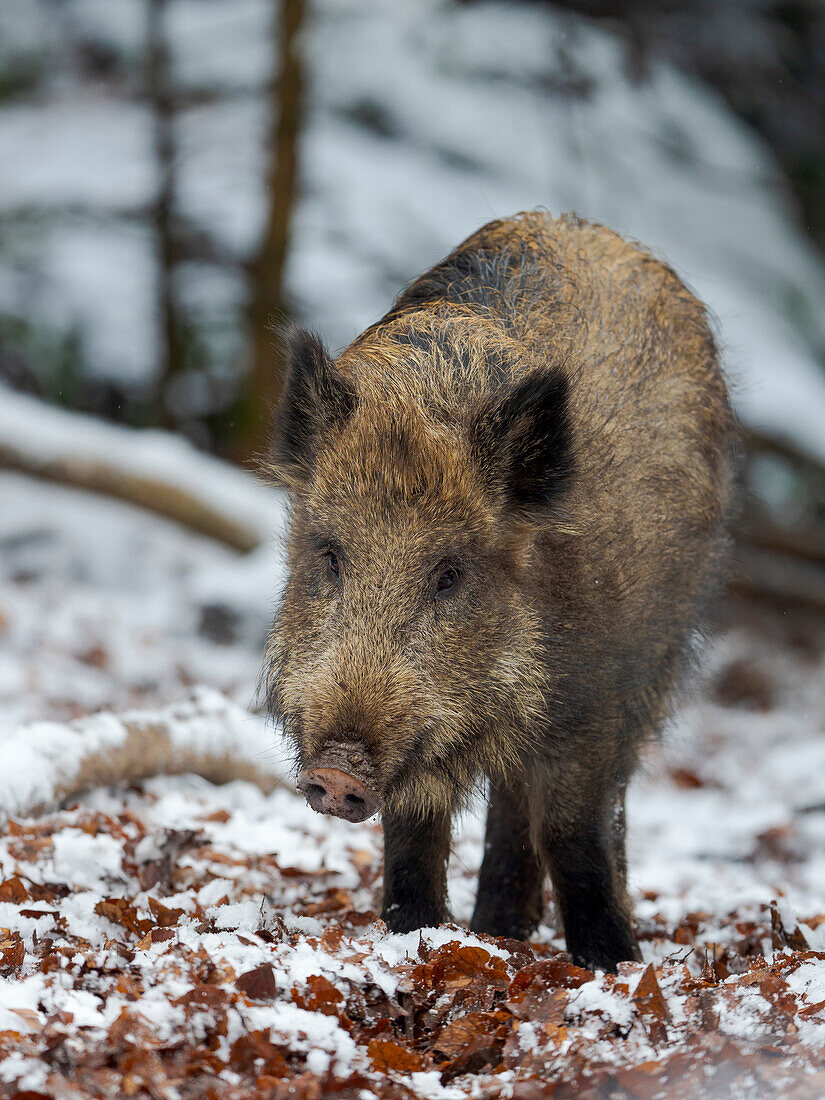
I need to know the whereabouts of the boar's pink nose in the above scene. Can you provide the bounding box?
[297,768,379,823]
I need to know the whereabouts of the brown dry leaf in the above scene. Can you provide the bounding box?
[433,1012,495,1060]
[7,1009,41,1031]
[137,828,202,891]
[77,644,108,669]
[609,1061,668,1099]
[302,889,351,916]
[115,973,143,999]
[0,877,30,904]
[367,1038,429,1073]
[506,956,591,1022]
[320,925,345,953]
[669,768,706,790]
[147,897,185,927]
[135,927,175,951]
[0,932,25,970]
[433,1010,511,1078]
[292,974,345,1017]
[427,942,511,992]
[28,880,69,903]
[229,1030,289,1077]
[632,964,670,1022]
[200,809,231,823]
[746,972,799,1018]
[495,938,535,971]
[771,901,810,951]
[94,897,153,938]
[236,963,278,1001]
[268,1072,325,1099]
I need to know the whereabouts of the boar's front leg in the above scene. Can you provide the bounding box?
[542,808,641,973]
[381,810,451,932]
[470,777,544,940]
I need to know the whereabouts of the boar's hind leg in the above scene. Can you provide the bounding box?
[381,810,451,932]
[543,808,641,973]
[470,778,544,940]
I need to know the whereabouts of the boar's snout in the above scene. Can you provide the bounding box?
[297,767,379,822]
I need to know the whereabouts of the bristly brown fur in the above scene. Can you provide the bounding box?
[263,211,738,971]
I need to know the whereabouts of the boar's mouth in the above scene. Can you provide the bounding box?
[296,740,380,823]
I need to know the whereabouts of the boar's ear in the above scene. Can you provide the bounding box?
[271,327,356,485]
[471,368,572,513]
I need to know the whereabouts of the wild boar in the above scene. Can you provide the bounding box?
[264,211,736,971]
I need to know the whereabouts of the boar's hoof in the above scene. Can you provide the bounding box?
[297,767,379,823]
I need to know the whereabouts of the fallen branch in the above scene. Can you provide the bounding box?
[740,513,825,567]
[732,546,825,613]
[732,432,825,611]
[0,687,289,825]
[0,385,281,552]
[746,429,825,505]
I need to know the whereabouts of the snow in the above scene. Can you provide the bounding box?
[0,424,285,732]
[0,429,823,1094]
[0,99,156,210]
[51,829,124,889]
[0,654,821,1093]
[788,961,825,1008]
[568,978,633,1028]
[292,0,825,461]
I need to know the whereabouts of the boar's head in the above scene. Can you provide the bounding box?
[263,325,571,822]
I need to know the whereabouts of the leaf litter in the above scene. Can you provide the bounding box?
[0,764,822,1099]
[2,474,825,1097]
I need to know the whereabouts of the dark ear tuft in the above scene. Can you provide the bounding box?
[472,369,572,512]
[271,328,356,484]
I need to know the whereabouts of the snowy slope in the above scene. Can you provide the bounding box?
[1,0,825,457]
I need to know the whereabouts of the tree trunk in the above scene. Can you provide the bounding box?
[147,0,186,428]
[234,0,305,463]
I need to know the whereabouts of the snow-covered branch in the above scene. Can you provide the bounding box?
[0,385,284,552]
[0,688,289,824]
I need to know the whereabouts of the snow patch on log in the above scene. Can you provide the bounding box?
[0,384,284,551]
[0,687,288,823]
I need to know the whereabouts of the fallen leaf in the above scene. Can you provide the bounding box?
[94,897,152,938]
[229,1030,289,1077]
[148,897,185,927]
[367,1038,428,1073]
[236,963,278,1001]
[0,877,30,904]
[633,965,670,1022]
[292,974,345,1018]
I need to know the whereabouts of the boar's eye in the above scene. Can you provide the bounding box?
[434,566,460,599]
[325,551,341,582]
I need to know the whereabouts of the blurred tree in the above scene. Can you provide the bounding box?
[147,0,186,429]
[233,0,305,463]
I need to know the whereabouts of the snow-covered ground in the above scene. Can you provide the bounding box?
[2,0,825,459]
